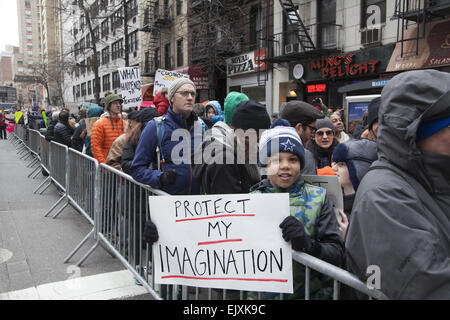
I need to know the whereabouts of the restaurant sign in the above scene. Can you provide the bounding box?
[227,49,266,76]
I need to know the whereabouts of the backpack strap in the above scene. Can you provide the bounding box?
[154,116,166,170]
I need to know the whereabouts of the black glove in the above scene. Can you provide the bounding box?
[159,170,177,186]
[186,110,198,129]
[143,220,159,245]
[279,216,313,252]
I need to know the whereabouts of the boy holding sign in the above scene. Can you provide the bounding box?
[251,119,344,299]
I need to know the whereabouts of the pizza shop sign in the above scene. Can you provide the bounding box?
[311,53,380,79]
[227,49,266,76]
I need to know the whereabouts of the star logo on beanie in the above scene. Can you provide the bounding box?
[280,138,296,152]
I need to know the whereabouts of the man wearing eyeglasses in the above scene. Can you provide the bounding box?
[279,100,325,175]
[130,77,205,195]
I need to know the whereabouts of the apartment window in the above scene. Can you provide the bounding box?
[112,71,120,89]
[102,47,110,64]
[102,74,111,91]
[81,83,87,96]
[176,39,183,67]
[87,81,92,95]
[128,30,138,53]
[101,19,109,39]
[25,1,31,7]
[111,39,123,60]
[26,35,33,40]
[127,0,138,19]
[154,47,160,70]
[249,5,262,51]
[164,43,171,70]
[86,34,91,49]
[27,50,33,56]
[176,0,182,15]
[25,10,31,16]
[318,0,337,49]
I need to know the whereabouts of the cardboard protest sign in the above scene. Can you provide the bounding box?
[85,117,99,136]
[149,193,293,294]
[118,67,142,111]
[302,175,343,220]
[153,69,189,95]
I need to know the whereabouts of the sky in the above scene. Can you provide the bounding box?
[0,0,19,52]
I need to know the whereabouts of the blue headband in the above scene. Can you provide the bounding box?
[416,116,450,142]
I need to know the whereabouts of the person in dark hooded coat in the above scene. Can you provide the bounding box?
[345,69,450,300]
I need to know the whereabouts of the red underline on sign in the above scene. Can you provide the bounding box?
[161,275,288,283]
[175,214,255,222]
[197,239,243,246]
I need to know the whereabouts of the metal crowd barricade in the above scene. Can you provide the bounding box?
[292,251,388,300]
[26,129,42,178]
[76,163,168,300]
[40,141,68,218]
[63,148,101,264]
[33,134,51,194]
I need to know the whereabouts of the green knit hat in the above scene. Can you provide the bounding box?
[104,91,123,111]
[224,91,249,125]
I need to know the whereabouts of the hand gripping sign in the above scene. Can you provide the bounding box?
[149,193,293,294]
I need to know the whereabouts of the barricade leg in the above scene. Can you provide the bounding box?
[44,194,66,217]
[51,199,69,219]
[27,157,38,168]
[31,168,41,179]
[64,228,95,263]
[75,241,100,267]
[34,176,50,193]
[39,180,53,194]
[27,163,41,178]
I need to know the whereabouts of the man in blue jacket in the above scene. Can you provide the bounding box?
[130,78,204,195]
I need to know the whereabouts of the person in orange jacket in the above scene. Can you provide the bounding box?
[90,92,126,164]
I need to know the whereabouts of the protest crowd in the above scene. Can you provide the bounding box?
[3,69,449,300]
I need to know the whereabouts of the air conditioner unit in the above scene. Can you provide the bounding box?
[285,43,298,54]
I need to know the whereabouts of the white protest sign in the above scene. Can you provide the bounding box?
[118,67,142,111]
[302,175,344,220]
[153,68,189,95]
[149,193,293,294]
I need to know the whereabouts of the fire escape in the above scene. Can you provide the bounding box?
[141,0,172,77]
[393,0,450,57]
[264,0,341,64]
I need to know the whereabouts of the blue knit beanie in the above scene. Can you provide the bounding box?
[259,118,305,168]
[416,116,450,142]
